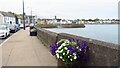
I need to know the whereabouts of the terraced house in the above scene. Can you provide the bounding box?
[0,11,15,24]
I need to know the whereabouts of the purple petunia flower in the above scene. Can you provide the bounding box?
[70,49,77,54]
[55,39,58,44]
[68,38,72,42]
[68,46,73,50]
[77,52,81,55]
[82,41,86,48]
[86,46,89,51]
[70,38,75,42]
[50,44,56,55]
[76,39,81,44]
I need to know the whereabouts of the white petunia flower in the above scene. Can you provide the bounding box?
[64,47,68,50]
[76,46,79,49]
[73,53,76,56]
[61,43,66,46]
[61,49,63,52]
[70,59,73,61]
[55,50,59,53]
[62,59,65,61]
[60,56,62,59]
[56,53,59,58]
[63,53,65,55]
[65,40,70,44]
[79,48,81,51]
[58,45,63,50]
[74,56,77,59]
[67,50,70,54]
[57,39,66,45]
[58,49,63,53]
[68,56,70,58]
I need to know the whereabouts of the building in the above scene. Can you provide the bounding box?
[0,11,16,24]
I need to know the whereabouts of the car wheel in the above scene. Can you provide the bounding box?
[8,33,10,36]
[14,30,16,33]
[5,33,7,39]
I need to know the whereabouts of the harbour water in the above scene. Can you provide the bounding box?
[46,24,118,45]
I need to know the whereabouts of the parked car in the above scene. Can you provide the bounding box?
[25,23,29,27]
[20,24,24,28]
[15,24,20,31]
[2,23,19,32]
[9,24,17,33]
[1,23,10,28]
[0,24,10,38]
[29,23,34,27]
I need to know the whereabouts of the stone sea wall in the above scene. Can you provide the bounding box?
[35,25,119,67]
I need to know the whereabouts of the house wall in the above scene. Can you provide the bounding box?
[4,16,15,24]
[18,19,21,24]
[0,13,3,24]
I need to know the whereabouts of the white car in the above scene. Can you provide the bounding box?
[0,25,10,38]
[20,24,24,28]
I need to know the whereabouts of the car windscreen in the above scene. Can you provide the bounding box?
[9,25,15,28]
[0,25,6,30]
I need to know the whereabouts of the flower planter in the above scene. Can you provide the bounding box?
[50,39,90,68]
[30,31,37,36]
[58,59,81,68]
[30,27,37,36]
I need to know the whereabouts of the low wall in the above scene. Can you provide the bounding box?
[35,26,119,67]
[35,26,57,48]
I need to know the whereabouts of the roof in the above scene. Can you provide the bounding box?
[0,11,15,17]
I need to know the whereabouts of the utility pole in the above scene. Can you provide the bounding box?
[23,0,25,30]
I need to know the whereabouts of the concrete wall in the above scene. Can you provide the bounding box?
[35,26,119,66]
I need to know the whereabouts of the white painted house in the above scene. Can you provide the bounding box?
[0,11,15,24]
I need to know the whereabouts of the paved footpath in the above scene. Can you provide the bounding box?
[2,27,57,66]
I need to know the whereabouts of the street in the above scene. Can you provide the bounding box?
[0,33,14,44]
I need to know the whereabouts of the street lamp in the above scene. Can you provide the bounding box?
[23,0,26,30]
[30,8,32,24]
[27,7,32,25]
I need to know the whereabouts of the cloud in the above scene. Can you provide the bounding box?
[0,0,119,19]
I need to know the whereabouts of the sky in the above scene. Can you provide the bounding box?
[0,0,119,19]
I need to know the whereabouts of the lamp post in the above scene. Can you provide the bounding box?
[23,0,25,30]
[30,8,32,24]
[27,7,32,25]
